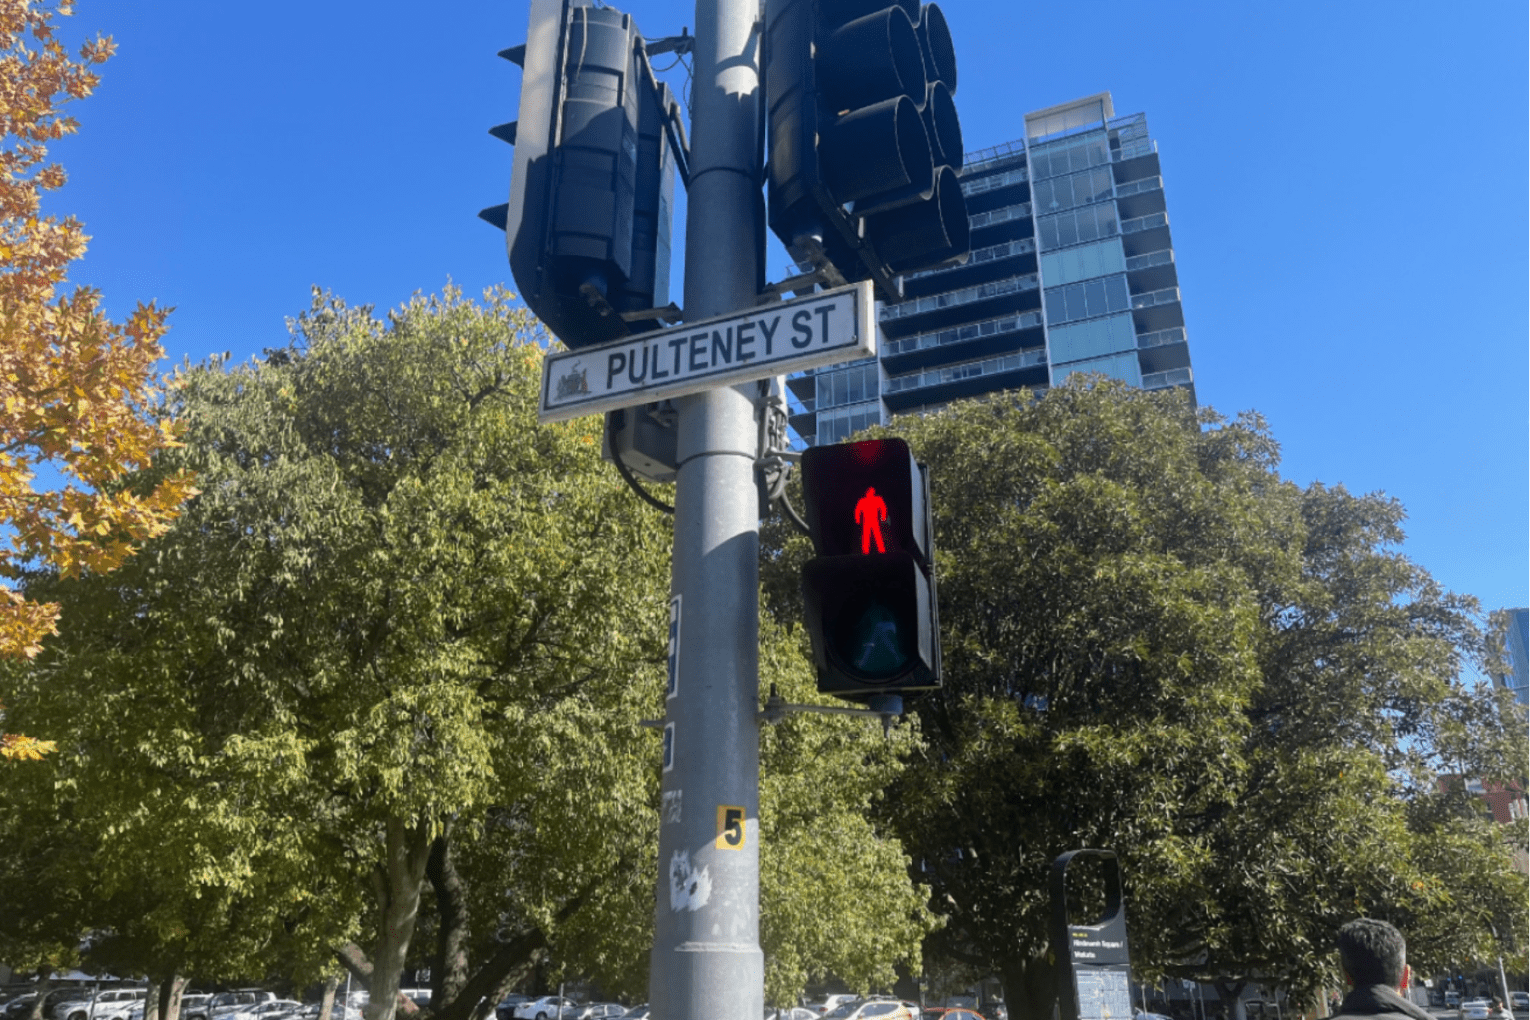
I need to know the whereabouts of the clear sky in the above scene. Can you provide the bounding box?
[42,1,1529,619]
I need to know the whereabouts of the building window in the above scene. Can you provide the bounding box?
[1044,274,1130,325]
[814,362,879,411]
[816,399,882,445]
[1027,130,1110,181]
[1037,203,1119,251]
[1031,165,1113,215]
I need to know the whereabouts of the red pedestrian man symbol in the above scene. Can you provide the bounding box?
[854,486,888,554]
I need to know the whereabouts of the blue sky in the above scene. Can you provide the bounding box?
[43,0,1528,619]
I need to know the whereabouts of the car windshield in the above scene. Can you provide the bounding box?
[824,1007,862,1019]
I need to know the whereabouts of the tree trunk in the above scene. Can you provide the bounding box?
[426,829,470,1013]
[430,929,549,1020]
[1000,951,1058,1020]
[318,974,341,1020]
[27,972,52,1020]
[144,983,160,1020]
[1214,980,1247,1020]
[158,975,188,1020]
[429,889,592,1020]
[365,817,432,1020]
[335,943,419,1020]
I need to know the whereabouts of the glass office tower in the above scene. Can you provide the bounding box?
[1497,607,1528,705]
[789,92,1196,446]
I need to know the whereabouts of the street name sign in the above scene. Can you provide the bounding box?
[537,281,877,423]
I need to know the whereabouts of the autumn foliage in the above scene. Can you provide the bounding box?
[0,0,194,758]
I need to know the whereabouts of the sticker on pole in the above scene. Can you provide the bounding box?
[666,594,681,700]
[538,281,878,422]
[715,805,746,850]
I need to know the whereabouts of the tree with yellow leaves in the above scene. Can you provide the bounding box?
[0,0,195,759]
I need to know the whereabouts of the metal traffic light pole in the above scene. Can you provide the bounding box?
[648,0,766,1015]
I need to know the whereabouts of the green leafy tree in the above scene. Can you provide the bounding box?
[761,380,1526,1017]
[2,285,932,1012]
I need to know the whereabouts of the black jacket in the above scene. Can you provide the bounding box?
[1328,985,1435,1020]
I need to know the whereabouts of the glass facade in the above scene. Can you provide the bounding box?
[1496,607,1528,705]
[786,92,1195,448]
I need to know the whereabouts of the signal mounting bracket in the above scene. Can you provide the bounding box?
[756,685,903,735]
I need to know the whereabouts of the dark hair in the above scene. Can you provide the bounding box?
[1337,918,1406,987]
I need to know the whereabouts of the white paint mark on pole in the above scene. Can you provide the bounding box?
[669,850,712,912]
[538,282,877,423]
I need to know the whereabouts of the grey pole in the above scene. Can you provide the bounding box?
[648,0,765,1016]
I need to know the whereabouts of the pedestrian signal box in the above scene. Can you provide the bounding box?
[800,438,939,699]
[1051,850,1137,1020]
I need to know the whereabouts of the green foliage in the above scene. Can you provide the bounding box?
[762,379,1526,1011]
[1,285,932,1005]
[757,610,934,1003]
[0,285,672,987]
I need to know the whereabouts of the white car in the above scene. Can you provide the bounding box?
[56,991,148,1020]
[510,1000,580,1020]
[1463,1001,1491,1020]
[230,1001,303,1020]
[1511,994,1528,1013]
[808,999,859,1017]
[822,1004,914,1020]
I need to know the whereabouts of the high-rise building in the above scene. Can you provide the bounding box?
[789,92,1196,446]
[1496,606,1528,704]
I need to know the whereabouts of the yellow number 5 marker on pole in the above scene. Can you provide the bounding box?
[716,805,746,850]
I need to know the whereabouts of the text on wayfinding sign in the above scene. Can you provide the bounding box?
[538,281,876,423]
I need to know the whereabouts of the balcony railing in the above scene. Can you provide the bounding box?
[1131,286,1180,310]
[1136,327,1186,350]
[884,347,1048,394]
[962,138,1027,174]
[1112,138,1157,161]
[1142,367,1193,390]
[1120,212,1169,235]
[1125,249,1174,273]
[962,166,1028,196]
[1114,176,1162,199]
[880,273,1040,321]
[968,202,1032,230]
[882,309,1045,357]
[904,236,1036,281]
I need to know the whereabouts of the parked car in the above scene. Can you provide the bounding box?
[509,999,580,1020]
[178,995,215,1020]
[293,1004,359,1020]
[228,1000,303,1020]
[574,1007,626,1020]
[55,990,147,1020]
[823,1003,915,1020]
[765,1010,817,1020]
[618,1008,649,1019]
[1510,994,1528,1012]
[1463,1000,1492,1020]
[496,998,532,1020]
[10,995,79,1020]
[208,993,276,1020]
[1446,993,1462,1009]
[808,999,859,1017]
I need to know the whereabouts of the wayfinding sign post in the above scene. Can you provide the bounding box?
[1052,849,1138,1020]
[537,281,876,423]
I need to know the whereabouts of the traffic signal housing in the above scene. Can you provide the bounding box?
[765,0,970,300]
[800,438,940,699]
[480,0,676,349]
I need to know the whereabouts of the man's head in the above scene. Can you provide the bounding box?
[1337,918,1409,989]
